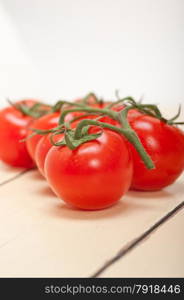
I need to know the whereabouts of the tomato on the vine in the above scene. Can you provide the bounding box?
[26,112,60,160]
[35,114,107,177]
[45,128,133,210]
[27,109,94,162]
[129,115,184,190]
[0,99,38,168]
[35,133,63,176]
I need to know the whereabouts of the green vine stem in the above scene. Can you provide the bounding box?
[74,117,154,170]
[108,97,184,125]
[106,96,136,108]
[51,100,88,112]
[57,104,154,169]
[52,93,103,112]
[166,105,182,124]
[68,113,103,124]
[81,92,104,105]
[7,99,51,118]
[59,107,117,124]
[23,94,183,170]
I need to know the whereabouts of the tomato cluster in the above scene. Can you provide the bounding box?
[0,95,183,210]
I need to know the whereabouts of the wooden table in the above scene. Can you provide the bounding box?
[0,161,183,278]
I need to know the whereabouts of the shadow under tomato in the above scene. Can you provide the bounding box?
[128,179,184,200]
[127,189,172,200]
[38,185,57,198]
[44,197,147,221]
[28,169,45,181]
[167,179,184,192]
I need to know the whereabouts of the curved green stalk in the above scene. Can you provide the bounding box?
[74,118,155,170]
[59,107,117,124]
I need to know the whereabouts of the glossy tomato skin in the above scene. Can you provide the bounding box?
[26,112,60,160]
[35,115,102,177]
[129,115,184,191]
[0,100,37,168]
[26,109,90,161]
[45,129,133,210]
[35,133,62,176]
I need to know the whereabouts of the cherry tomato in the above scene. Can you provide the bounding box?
[26,112,60,160]
[35,105,142,179]
[129,115,184,190]
[35,133,62,176]
[26,108,92,161]
[0,100,37,168]
[35,114,104,177]
[45,128,133,210]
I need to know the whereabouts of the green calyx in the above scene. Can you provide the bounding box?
[81,92,104,105]
[50,103,155,170]
[22,93,183,171]
[108,96,184,125]
[72,113,154,170]
[58,106,116,124]
[51,100,88,113]
[55,96,183,169]
[7,99,51,119]
[51,128,102,150]
[51,92,104,112]
[106,96,136,109]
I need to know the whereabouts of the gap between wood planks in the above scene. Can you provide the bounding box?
[0,167,183,278]
[90,201,184,278]
[0,169,32,187]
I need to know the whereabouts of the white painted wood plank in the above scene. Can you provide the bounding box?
[100,209,184,277]
[0,161,26,184]
[0,170,183,277]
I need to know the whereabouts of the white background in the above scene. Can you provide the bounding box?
[0,0,183,105]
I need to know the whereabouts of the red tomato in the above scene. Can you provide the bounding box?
[26,112,60,160]
[35,114,104,177]
[34,105,142,179]
[129,115,184,190]
[35,133,62,176]
[26,109,92,161]
[0,100,37,168]
[45,128,133,210]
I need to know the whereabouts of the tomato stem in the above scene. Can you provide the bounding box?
[58,104,155,169]
[106,96,136,108]
[51,100,88,112]
[107,97,183,125]
[7,99,51,119]
[59,107,117,124]
[81,92,104,105]
[74,118,155,170]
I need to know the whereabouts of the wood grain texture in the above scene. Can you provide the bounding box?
[0,161,28,185]
[99,209,184,277]
[0,167,183,277]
